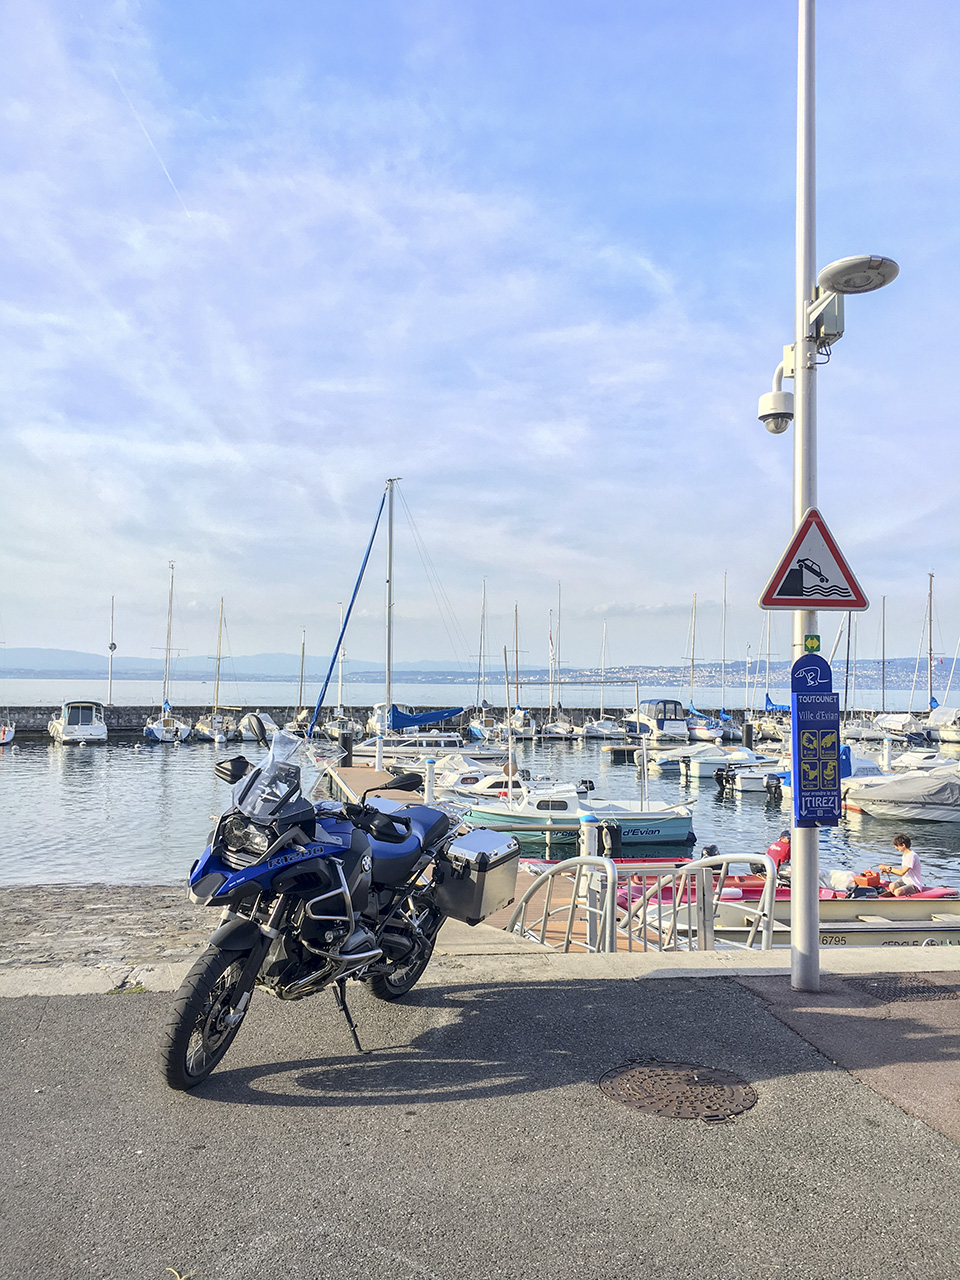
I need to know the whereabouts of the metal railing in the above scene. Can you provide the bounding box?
[506,852,778,954]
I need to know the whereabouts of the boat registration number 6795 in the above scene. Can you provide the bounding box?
[819,933,848,946]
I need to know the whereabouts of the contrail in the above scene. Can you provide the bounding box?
[108,65,192,218]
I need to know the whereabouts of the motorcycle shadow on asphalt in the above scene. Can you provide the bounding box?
[184,973,890,1107]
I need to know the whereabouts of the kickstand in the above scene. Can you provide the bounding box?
[333,978,367,1054]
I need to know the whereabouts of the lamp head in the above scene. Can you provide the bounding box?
[817,256,899,295]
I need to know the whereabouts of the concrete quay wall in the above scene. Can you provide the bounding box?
[6,702,750,736]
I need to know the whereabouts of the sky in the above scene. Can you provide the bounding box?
[1,0,958,679]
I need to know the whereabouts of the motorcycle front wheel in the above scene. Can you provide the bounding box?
[160,947,253,1090]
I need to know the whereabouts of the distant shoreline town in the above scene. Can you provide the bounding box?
[1,647,949,692]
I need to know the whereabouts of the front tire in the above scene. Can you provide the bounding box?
[160,947,253,1090]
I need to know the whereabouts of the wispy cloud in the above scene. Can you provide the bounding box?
[1,1,957,663]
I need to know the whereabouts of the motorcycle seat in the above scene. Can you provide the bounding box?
[395,804,451,850]
[369,806,451,887]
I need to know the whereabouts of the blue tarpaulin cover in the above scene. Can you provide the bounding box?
[389,705,463,731]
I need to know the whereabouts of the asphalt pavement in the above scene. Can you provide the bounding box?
[3,934,960,1280]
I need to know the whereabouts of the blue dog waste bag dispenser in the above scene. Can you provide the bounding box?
[789,654,841,828]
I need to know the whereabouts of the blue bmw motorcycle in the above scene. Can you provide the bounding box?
[159,725,517,1090]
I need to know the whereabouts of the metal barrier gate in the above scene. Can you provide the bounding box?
[506,853,778,953]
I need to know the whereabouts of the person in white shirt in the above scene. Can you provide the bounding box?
[878,834,923,896]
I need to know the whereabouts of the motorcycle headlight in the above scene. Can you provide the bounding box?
[222,814,271,855]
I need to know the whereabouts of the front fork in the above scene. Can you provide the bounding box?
[218,893,289,1015]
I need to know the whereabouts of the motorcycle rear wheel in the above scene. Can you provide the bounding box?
[160,947,252,1090]
[369,902,446,1001]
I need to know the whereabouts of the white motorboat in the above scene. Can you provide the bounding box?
[352,731,505,764]
[627,699,689,744]
[756,746,885,800]
[889,747,957,772]
[646,743,727,775]
[440,767,594,803]
[144,563,192,743]
[683,746,778,781]
[925,706,960,744]
[432,756,515,793]
[840,718,885,743]
[872,712,926,740]
[540,717,576,740]
[843,764,960,822]
[464,782,694,845]
[577,716,625,742]
[48,700,108,745]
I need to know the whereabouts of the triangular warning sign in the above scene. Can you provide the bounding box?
[760,509,868,611]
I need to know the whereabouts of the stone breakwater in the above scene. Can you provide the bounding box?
[0,884,212,970]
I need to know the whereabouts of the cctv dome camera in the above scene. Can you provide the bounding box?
[758,389,794,435]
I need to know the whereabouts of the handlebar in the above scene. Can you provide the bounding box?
[342,801,412,842]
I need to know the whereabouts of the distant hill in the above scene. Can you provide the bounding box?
[0,647,462,680]
[1,648,938,690]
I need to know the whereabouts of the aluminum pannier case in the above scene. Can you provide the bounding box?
[432,827,521,926]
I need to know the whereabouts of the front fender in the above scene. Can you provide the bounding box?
[208,919,265,951]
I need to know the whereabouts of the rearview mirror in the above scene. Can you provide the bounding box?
[389,772,423,792]
[246,714,269,747]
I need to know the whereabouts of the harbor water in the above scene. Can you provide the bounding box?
[1,736,958,890]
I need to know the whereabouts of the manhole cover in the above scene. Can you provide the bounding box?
[599,1061,757,1121]
[845,974,960,1004]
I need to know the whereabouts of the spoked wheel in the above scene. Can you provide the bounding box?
[160,947,253,1090]
[369,897,446,1002]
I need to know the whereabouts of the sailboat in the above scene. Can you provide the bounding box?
[497,604,536,740]
[578,621,624,740]
[143,562,192,743]
[195,599,238,742]
[318,606,363,740]
[541,588,575,740]
[359,479,469,750]
[469,581,499,741]
[0,645,13,745]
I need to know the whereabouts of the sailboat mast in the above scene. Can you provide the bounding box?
[600,620,607,719]
[556,582,562,709]
[843,610,852,716]
[720,572,727,710]
[928,571,935,711]
[213,597,224,715]
[337,602,345,709]
[477,581,487,707]
[513,604,520,706]
[384,479,397,726]
[547,609,554,717]
[107,595,116,706]
[885,593,890,716]
[162,561,175,706]
[297,627,306,714]
[689,593,697,707]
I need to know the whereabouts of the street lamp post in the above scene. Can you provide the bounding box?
[761,0,899,993]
